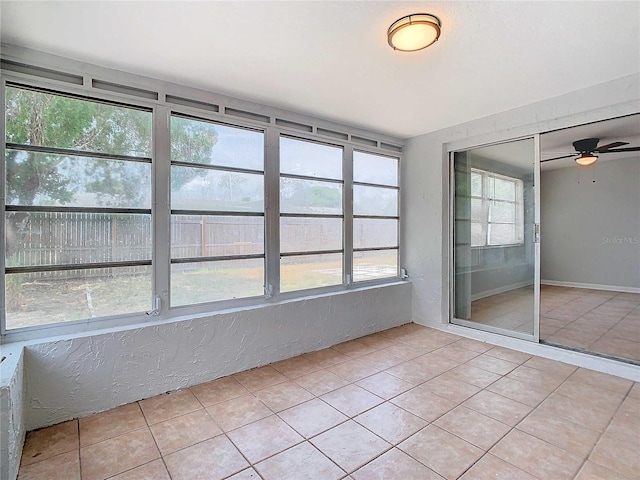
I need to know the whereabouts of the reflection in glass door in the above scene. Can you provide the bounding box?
[451,138,540,341]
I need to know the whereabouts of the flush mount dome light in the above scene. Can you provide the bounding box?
[575,153,598,166]
[388,13,441,52]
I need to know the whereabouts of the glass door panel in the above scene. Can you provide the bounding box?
[452,138,539,341]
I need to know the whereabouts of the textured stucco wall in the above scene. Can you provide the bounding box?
[0,346,25,480]
[23,282,411,431]
[403,74,640,327]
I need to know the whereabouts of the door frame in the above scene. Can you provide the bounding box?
[447,134,541,343]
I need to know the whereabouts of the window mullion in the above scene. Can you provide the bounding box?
[264,126,281,298]
[153,105,171,315]
[343,144,354,285]
[0,79,6,335]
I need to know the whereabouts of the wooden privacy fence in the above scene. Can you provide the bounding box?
[7,212,392,280]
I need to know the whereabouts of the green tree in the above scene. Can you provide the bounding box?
[5,87,218,207]
[4,87,218,260]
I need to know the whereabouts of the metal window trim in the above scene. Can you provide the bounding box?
[171,253,265,264]
[6,260,152,274]
[353,181,399,190]
[353,246,399,253]
[6,143,152,164]
[170,160,264,176]
[1,78,7,335]
[280,249,344,257]
[279,172,344,184]
[353,214,399,220]
[279,132,347,151]
[280,212,343,219]
[171,209,264,217]
[6,205,151,214]
[171,110,266,136]
[5,80,155,112]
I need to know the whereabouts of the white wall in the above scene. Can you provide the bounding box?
[402,74,640,327]
[541,157,640,289]
[0,346,24,480]
[21,283,411,431]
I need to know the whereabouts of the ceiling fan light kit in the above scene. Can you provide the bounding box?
[541,136,639,165]
[575,153,598,166]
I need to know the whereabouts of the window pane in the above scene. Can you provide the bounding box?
[491,177,516,201]
[171,258,264,306]
[6,150,151,208]
[353,185,397,216]
[489,224,517,245]
[490,201,515,223]
[354,218,397,249]
[171,166,264,212]
[281,217,342,253]
[471,172,483,196]
[471,222,485,246]
[280,178,342,215]
[353,152,398,186]
[5,266,151,330]
[353,250,398,282]
[281,253,342,292]
[171,117,263,170]
[5,86,152,156]
[171,216,264,258]
[280,137,342,179]
[470,198,483,222]
[6,212,151,268]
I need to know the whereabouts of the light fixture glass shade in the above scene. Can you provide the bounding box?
[388,14,441,52]
[575,153,598,166]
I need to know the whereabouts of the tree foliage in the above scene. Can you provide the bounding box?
[5,87,218,207]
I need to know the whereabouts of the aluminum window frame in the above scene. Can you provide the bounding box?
[168,112,267,308]
[278,134,346,293]
[0,49,404,341]
[3,82,155,332]
[469,167,525,248]
[352,150,401,283]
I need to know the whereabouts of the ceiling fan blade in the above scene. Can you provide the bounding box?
[595,141,629,152]
[541,154,576,163]
[600,146,640,153]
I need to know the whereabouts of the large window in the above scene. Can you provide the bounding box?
[4,85,153,329]
[352,151,399,281]
[170,115,265,306]
[1,72,402,334]
[279,137,343,292]
[470,168,524,247]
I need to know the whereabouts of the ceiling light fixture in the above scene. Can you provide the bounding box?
[575,153,598,166]
[388,13,441,52]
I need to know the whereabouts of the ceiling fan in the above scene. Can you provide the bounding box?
[541,138,640,166]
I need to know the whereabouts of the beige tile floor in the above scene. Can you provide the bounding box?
[541,286,640,363]
[18,324,640,480]
[470,286,640,363]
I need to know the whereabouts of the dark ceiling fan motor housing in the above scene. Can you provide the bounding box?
[573,138,600,154]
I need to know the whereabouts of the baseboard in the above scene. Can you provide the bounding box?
[541,280,640,294]
[471,281,533,301]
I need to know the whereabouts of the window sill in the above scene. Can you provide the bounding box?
[1,279,407,344]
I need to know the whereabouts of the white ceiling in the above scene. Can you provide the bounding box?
[1,1,639,139]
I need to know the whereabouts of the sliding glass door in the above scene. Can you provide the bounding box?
[451,137,540,341]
